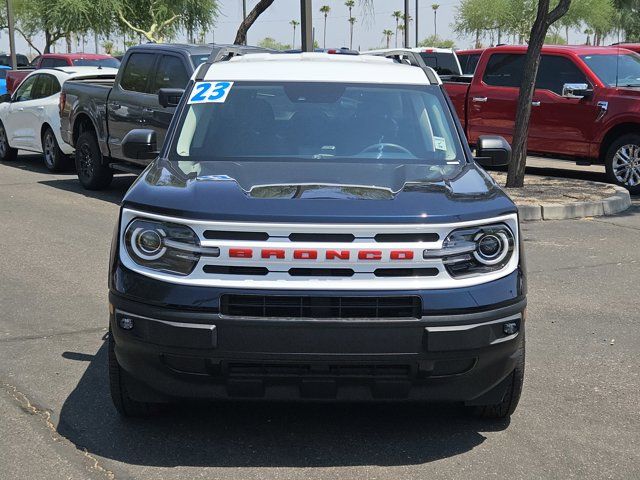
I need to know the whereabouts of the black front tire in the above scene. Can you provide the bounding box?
[471,335,525,419]
[42,127,70,172]
[108,331,159,417]
[0,121,18,162]
[75,131,113,190]
[605,133,640,195]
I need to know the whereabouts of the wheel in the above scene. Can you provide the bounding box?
[471,335,525,419]
[108,330,158,417]
[42,127,70,172]
[0,121,18,162]
[605,133,640,195]
[75,131,113,190]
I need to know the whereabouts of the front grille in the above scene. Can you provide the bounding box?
[226,362,412,378]
[220,294,422,319]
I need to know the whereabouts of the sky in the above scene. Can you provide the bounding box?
[0,0,589,57]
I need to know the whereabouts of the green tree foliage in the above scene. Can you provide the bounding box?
[419,34,456,48]
[117,0,217,43]
[615,0,640,41]
[258,37,291,50]
[454,0,615,47]
[15,0,115,53]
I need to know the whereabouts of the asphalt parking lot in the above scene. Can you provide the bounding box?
[1,154,639,480]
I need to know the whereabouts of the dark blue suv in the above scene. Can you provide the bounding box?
[108,52,526,419]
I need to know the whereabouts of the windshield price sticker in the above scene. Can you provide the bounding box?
[188,81,234,104]
[433,136,447,151]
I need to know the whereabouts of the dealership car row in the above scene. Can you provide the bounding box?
[0,42,639,193]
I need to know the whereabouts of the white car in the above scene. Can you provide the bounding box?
[0,67,118,171]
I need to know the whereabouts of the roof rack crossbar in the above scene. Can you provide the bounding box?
[363,50,440,84]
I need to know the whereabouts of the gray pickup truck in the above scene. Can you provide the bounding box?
[61,43,267,190]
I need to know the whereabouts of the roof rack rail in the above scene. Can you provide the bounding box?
[195,45,273,81]
[362,49,440,84]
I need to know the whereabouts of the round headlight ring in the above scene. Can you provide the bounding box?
[473,230,510,266]
[130,226,167,261]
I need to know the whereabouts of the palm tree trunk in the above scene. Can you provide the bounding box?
[323,16,327,48]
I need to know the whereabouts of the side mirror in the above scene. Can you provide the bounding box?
[122,129,158,160]
[0,93,11,103]
[475,135,511,167]
[562,83,592,99]
[158,88,184,108]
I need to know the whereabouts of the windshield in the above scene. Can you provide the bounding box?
[171,81,464,183]
[580,53,640,87]
[419,52,461,76]
[73,58,120,68]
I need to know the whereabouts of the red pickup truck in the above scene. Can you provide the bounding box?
[444,45,640,193]
[6,53,120,94]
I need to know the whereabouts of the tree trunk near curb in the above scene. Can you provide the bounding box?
[506,0,572,188]
[234,0,275,45]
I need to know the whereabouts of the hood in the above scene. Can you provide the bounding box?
[122,159,516,224]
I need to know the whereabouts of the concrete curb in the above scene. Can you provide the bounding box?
[517,185,631,221]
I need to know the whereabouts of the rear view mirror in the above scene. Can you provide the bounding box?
[562,83,591,99]
[475,135,512,167]
[158,88,184,108]
[122,129,158,160]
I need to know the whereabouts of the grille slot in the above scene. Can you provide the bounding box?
[220,294,422,319]
[288,268,354,277]
[374,267,439,277]
[288,233,355,242]
[203,230,269,241]
[375,233,439,242]
[203,265,269,276]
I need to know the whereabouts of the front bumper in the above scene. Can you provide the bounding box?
[109,290,526,403]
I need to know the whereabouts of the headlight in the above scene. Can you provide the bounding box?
[424,224,515,278]
[124,219,217,275]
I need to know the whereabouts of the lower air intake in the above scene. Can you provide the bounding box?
[220,294,422,319]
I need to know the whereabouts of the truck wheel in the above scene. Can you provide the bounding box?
[108,331,159,417]
[0,122,18,162]
[75,132,113,190]
[605,134,640,195]
[42,127,70,172]
[471,335,525,419]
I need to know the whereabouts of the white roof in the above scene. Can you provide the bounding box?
[364,47,455,54]
[202,52,431,85]
[27,67,118,82]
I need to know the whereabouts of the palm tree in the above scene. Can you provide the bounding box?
[320,5,331,49]
[392,10,403,47]
[290,20,300,49]
[398,24,406,47]
[383,29,394,48]
[348,17,356,49]
[432,4,440,39]
[345,1,355,48]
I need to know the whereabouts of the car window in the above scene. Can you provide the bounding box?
[120,53,156,93]
[31,74,60,99]
[13,75,38,102]
[419,52,461,76]
[536,55,588,94]
[459,53,480,75]
[73,58,120,68]
[483,53,525,87]
[40,57,67,68]
[191,54,210,67]
[152,55,189,92]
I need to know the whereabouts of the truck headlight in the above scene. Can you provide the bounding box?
[124,219,207,275]
[425,224,515,278]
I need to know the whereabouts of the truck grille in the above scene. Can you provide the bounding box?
[220,294,422,319]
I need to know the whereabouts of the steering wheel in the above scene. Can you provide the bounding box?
[360,143,412,155]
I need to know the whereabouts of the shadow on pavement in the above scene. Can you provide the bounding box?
[39,176,136,206]
[57,342,508,468]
